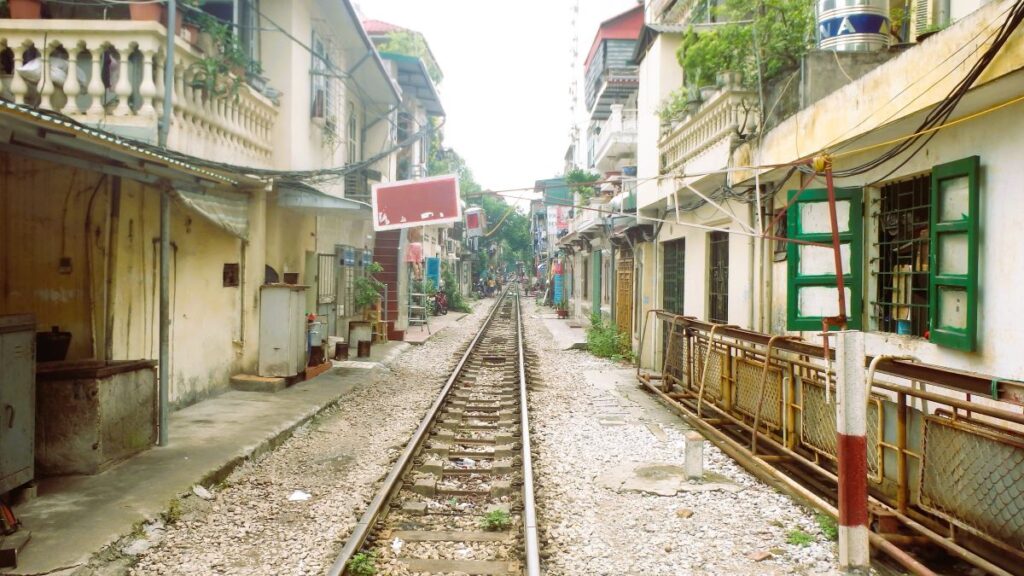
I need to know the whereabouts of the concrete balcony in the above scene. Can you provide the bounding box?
[659,87,758,177]
[592,104,637,172]
[0,20,278,168]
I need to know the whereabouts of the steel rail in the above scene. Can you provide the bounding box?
[327,288,513,576]
[514,286,542,576]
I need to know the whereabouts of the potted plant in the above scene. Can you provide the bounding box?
[129,1,184,33]
[187,12,251,100]
[350,262,384,355]
[6,0,43,19]
[556,300,569,319]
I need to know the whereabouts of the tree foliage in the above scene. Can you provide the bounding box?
[428,130,531,273]
[378,30,444,85]
[564,167,602,202]
[676,0,815,89]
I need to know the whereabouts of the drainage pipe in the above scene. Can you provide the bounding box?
[158,0,176,448]
[104,176,121,361]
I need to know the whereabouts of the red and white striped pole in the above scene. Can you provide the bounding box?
[836,330,869,569]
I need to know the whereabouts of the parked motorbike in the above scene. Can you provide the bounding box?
[433,291,449,315]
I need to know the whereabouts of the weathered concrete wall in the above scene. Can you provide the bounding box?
[763,89,1024,380]
[0,154,110,361]
[762,49,899,133]
[36,365,156,476]
[637,33,683,210]
[0,153,261,407]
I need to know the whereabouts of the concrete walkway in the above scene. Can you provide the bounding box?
[534,311,588,350]
[4,342,409,575]
[402,308,471,345]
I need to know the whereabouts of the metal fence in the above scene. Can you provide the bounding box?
[639,311,1024,574]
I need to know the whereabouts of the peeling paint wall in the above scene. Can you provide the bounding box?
[0,154,260,407]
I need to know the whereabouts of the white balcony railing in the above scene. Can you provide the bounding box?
[659,87,758,175]
[593,104,637,171]
[0,20,277,168]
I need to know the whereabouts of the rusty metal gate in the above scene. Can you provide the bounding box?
[616,258,633,336]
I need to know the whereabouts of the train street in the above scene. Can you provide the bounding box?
[2,0,1023,575]
[62,292,844,576]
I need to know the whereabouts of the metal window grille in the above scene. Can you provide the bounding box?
[338,265,355,317]
[317,253,336,305]
[873,175,931,336]
[709,231,729,324]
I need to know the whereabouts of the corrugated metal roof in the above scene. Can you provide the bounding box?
[0,100,247,188]
[632,23,687,65]
[380,52,445,116]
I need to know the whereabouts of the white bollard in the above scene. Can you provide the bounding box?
[685,431,704,481]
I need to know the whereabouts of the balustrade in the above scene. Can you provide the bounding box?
[658,88,758,175]
[0,20,276,168]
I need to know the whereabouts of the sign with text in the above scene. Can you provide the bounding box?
[372,175,462,231]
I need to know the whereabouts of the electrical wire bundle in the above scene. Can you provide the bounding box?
[806,0,1024,180]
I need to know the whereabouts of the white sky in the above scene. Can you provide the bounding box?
[358,0,643,194]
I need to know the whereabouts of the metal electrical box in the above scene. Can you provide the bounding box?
[258,285,308,377]
[0,315,35,494]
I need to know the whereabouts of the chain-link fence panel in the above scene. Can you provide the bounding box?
[694,338,725,403]
[919,416,1024,547]
[663,322,688,390]
[800,378,884,482]
[735,359,783,430]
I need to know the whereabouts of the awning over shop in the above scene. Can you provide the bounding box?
[276,180,371,213]
[379,52,444,116]
[174,188,251,240]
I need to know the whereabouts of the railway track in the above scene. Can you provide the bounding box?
[329,288,540,576]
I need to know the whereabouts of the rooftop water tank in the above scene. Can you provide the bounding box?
[818,0,890,51]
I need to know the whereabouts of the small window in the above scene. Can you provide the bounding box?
[873,175,931,336]
[223,263,240,287]
[347,101,358,163]
[708,231,729,324]
[772,209,788,262]
[311,32,333,119]
[928,156,980,351]
[786,188,864,330]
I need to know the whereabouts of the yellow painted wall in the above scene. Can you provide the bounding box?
[1,153,262,407]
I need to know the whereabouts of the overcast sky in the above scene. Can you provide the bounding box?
[358,0,643,194]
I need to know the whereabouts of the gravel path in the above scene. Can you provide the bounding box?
[525,307,841,576]
[123,302,491,576]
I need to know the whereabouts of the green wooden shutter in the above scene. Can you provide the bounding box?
[592,250,602,313]
[929,156,979,351]
[786,188,864,330]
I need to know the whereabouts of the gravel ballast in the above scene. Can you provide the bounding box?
[124,304,490,576]
[524,308,841,576]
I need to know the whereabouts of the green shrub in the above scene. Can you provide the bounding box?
[586,314,632,361]
[354,262,385,311]
[816,513,838,542]
[347,552,377,576]
[480,509,512,532]
[442,267,471,312]
[786,528,814,546]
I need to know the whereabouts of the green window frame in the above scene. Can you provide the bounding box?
[786,188,864,331]
[928,156,980,351]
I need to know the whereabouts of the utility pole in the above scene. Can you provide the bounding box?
[157,0,177,447]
